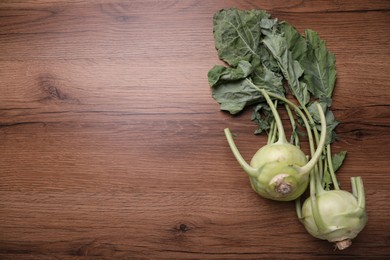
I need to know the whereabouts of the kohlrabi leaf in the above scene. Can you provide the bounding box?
[322,169,333,191]
[251,102,274,134]
[262,33,310,104]
[260,17,278,36]
[250,58,285,97]
[332,151,347,172]
[211,79,263,114]
[324,110,340,145]
[208,60,253,87]
[258,46,280,72]
[208,57,283,115]
[307,101,328,123]
[213,8,270,66]
[322,151,346,190]
[295,81,310,106]
[279,22,307,62]
[309,103,339,145]
[301,29,337,99]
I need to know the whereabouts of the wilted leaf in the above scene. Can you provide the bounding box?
[251,102,274,134]
[213,8,270,66]
[279,22,307,62]
[332,151,347,172]
[301,29,337,99]
[208,60,253,87]
[262,33,309,104]
[250,58,285,97]
[211,79,263,114]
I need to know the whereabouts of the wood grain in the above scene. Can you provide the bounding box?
[1,0,389,259]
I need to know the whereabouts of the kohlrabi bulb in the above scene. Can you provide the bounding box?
[301,179,368,250]
[249,142,309,201]
[223,89,328,201]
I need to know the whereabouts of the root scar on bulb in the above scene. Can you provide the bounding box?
[271,174,292,195]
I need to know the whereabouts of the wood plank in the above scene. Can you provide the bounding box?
[1,0,389,258]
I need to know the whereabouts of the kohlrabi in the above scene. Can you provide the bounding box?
[208,7,368,250]
[296,145,368,250]
[224,89,327,201]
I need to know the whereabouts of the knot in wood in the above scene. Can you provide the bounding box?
[179,223,189,233]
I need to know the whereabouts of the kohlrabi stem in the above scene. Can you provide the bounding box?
[351,177,366,215]
[308,148,328,233]
[326,144,340,190]
[267,100,279,145]
[224,128,259,178]
[285,104,300,147]
[282,79,325,177]
[300,103,324,178]
[268,93,320,178]
[351,177,359,197]
[308,130,331,235]
[268,93,315,156]
[295,198,303,221]
[298,103,327,176]
[267,120,275,144]
[250,79,325,177]
[246,79,326,176]
[246,80,315,158]
[277,79,322,151]
[309,169,328,232]
[248,80,326,177]
[259,89,288,144]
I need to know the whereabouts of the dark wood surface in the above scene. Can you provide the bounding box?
[1,1,389,259]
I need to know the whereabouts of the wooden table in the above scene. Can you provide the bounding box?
[1,1,389,259]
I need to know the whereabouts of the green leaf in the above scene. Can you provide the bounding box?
[208,60,253,87]
[250,58,285,97]
[251,102,274,134]
[211,79,262,114]
[332,151,347,172]
[208,57,283,115]
[301,29,337,99]
[259,18,278,36]
[322,151,346,190]
[213,8,270,66]
[309,102,340,145]
[258,46,280,72]
[307,101,328,123]
[295,80,310,106]
[278,22,307,62]
[324,110,340,145]
[322,169,332,191]
[262,33,309,104]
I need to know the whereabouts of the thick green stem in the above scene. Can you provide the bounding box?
[351,177,366,215]
[267,100,279,145]
[246,80,315,157]
[351,177,358,197]
[267,120,276,144]
[298,103,327,176]
[322,159,329,189]
[309,162,327,233]
[276,97,320,178]
[301,104,324,178]
[283,78,325,177]
[295,198,303,221]
[224,128,259,178]
[326,144,340,190]
[285,104,299,147]
[259,89,288,144]
[246,80,325,177]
